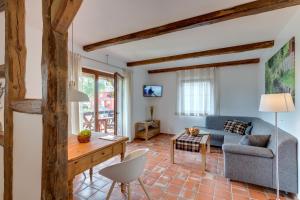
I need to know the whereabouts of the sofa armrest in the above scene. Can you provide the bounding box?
[222,144,274,158]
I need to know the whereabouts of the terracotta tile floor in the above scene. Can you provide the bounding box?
[73,134,296,200]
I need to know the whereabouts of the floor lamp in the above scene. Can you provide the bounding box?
[259,93,295,200]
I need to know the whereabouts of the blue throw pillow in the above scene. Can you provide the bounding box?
[239,135,271,147]
[245,126,253,135]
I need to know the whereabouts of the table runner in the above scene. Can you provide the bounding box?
[175,133,204,152]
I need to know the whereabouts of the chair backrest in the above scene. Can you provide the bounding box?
[99,148,149,183]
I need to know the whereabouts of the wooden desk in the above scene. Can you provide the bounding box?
[68,133,128,200]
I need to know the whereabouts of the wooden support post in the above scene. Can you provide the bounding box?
[41,3,69,200]
[40,20,69,200]
[41,1,82,199]
[4,0,27,199]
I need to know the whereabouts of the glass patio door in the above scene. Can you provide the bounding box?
[97,75,114,134]
[79,68,125,135]
[79,72,96,131]
[114,72,124,136]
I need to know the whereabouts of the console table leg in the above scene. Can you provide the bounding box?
[170,139,175,164]
[200,143,207,173]
[120,143,126,193]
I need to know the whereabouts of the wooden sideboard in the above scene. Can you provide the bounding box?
[135,120,160,141]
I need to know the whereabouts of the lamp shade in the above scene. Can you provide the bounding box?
[68,86,89,102]
[259,93,295,112]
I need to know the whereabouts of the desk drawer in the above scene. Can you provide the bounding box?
[69,156,92,178]
[92,147,113,164]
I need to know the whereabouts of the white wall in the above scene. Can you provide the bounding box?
[148,64,259,134]
[257,7,300,195]
[131,68,150,138]
[218,65,259,117]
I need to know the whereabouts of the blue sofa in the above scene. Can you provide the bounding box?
[200,115,298,194]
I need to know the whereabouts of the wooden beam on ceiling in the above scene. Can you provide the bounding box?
[148,58,260,74]
[83,0,300,51]
[128,40,274,67]
[51,0,83,34]
[0,0,4,12]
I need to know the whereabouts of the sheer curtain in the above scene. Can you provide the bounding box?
[176,67,218,116]
[68,52,82,134]
[123,69,133,141]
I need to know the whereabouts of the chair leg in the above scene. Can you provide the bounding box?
[106,181,116,200]
[127,183,131,200]
[138,178,151,200]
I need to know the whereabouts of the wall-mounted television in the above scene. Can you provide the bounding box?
[143,85,163,97]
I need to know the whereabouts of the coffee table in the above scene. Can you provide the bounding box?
[170,130,211,173]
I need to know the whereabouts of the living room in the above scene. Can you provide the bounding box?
[0,0,299,200]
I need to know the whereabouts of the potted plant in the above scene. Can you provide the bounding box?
[77,129,92,143]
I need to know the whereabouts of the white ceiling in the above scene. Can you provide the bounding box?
[26,0,300,69]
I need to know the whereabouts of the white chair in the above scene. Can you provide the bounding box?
[99,148,151,200]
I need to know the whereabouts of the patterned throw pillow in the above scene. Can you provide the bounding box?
[224,120,236,132]
[233,120,250,135]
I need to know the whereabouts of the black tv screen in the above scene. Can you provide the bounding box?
[143,85,163,97]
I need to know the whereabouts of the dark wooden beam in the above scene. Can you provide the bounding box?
[41,0,82,199]
[4,0,27,199]
[83,0,300,51]
[10,99,42,114]
[148,58,260,74]
[0,64,5,77]
[51,0,83,34]
[128,41,273,67]
[82,67,114,78]
[0,0,4,12]
[0,132,3,147]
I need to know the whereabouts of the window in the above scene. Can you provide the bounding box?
[176,68,216,116]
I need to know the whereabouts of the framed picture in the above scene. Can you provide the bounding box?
[265,37,295,101]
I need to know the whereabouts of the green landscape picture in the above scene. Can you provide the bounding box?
[265,37,295,101]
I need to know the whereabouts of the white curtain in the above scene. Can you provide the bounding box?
[176,67,218,116]
[123,69,133,141]
[68,52,82,134]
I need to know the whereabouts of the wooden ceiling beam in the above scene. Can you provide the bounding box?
[128,40,274,67]
[83,0,300,51]
[51,0,83,34]
[148,58,260,74]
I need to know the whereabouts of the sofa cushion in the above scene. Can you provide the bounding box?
[222,144,274,158]
[245,125,253,135]
[239,135,271,147]
[205,115,256,130]
[224,120,236,132]
[232,121,249,135]
[224,135,243,144]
